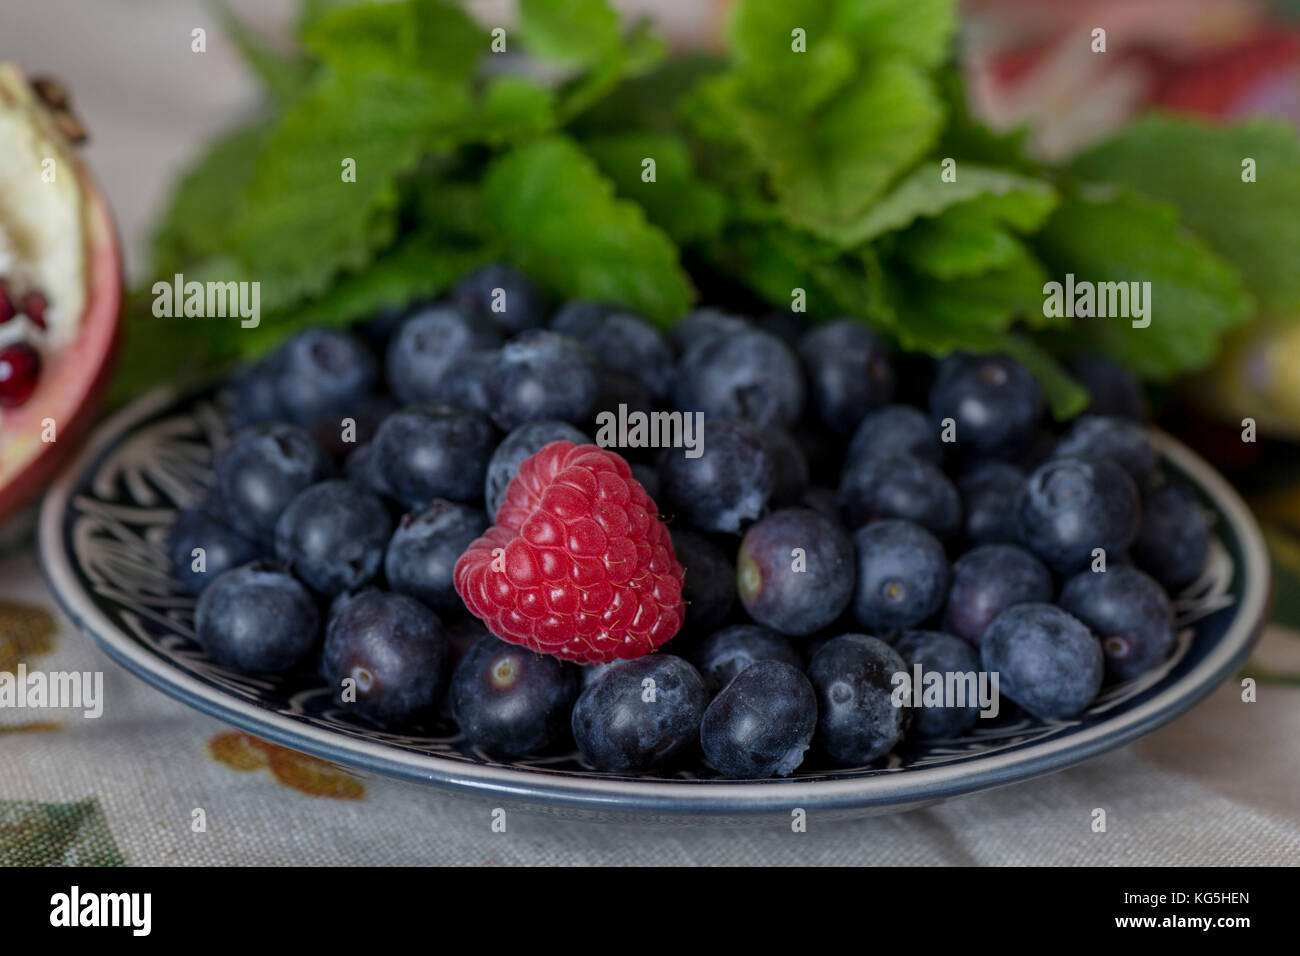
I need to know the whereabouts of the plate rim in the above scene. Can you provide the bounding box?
[37,381,1272,817]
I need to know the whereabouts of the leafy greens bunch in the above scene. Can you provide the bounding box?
[132,0,1300,416]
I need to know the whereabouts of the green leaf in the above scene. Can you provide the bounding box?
[834,0,958,69]
[701,61,945,240]
[894,186,1059,279]
[450,76,556,146]
[211,0,314,104]
[242,228,493,354]
[228,66,469,311]
[726,0,856,114]
[827,162,1056,246]
[554,18,667,124]
[151,122,271,278]
[893,242,1052,330]
[517,0,622,67]
[574,52,725,135]
[1032,188,1253,381]
[302,0,483,82]
[703,224,891,323]
[583,132,726,243]
[483,136,694,323]
[1070,115,1300,315]
[934,70,1036,173]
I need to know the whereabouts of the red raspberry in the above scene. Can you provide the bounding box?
[455,441,684,664]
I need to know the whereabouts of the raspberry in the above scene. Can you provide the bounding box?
[454,441,684,664]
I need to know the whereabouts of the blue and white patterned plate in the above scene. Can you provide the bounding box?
[38,382,1270,823]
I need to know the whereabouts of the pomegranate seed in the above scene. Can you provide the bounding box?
[0,342,41,408]
[22,291,47,330]
[0,282,13,324]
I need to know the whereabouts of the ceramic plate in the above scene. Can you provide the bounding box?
[38,382,1270,823]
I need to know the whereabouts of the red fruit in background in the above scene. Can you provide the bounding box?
[455,441,684,665]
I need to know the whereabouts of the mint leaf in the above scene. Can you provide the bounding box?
[555,18,666,124]
[726,0,856,114]
[483,136,694,323]
[214,0,314,105]
[152,123,271,278]
[449,76,556,146]
[518,0,622,67]
[894,186,1059,279]
[835,0,958,68]
[1070,115,1300,315]
[229,66,469,311]
[584,132,726,243]
[892,242,1051,330]
[703,61,945,240]
[1032,188,1253,381]
[302,0,483,83]
[829,162,1056,246]
[704,225,891,324]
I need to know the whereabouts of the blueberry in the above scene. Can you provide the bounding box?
[845,404,943,471]
[957,460,1026,546]
[929,352,1044,459]
[371,405,496,509]
[385,305,501,406]
[439,348,501,417]
[807,634,909,765]
[305,394,396,459]
[384,500,488,610]
[690,625,802,696]
[451,634,580,759]
[756,427,810,506]
[800,485,840,522]
[737,508,854,636]
[195,560,320,672]
[658,420,773,533]
[1054,414,1156,489]
[571,655,708,772]
[668,308,750,354]
[274,480,393,595]
[673,328,805,428]
[213,423,331,544]
[167,504,262,595]
[591,368,656,437]
[670,529,735,636]
[343,441,388,497]
[980,603,1103,720]
[1015,457,1140,574]
[321,590,450,726]
[838,451,961,540]
[852,520,950,631]
[1130,482,1210,591]
[893,630,982,739]
[558,309,674,400]
[941,543,1053,645]
[225,359,285,428]
[268,328,379,426]
[700,661,817,778]
[1065,352,1148,421]
[484,420,591,521]
[491,330,599,431]
[797,319,895,433]
[549,300,614,337]
[450,264,545,335]
[1059,565,1175,683]
[630,463,661,503]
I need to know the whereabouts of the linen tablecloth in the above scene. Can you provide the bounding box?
[2,0,1298,866]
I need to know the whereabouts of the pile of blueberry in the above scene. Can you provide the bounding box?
[171,263,1211,779]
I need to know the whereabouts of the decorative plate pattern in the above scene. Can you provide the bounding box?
[38,383,1270,822]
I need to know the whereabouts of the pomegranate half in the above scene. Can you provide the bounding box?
[0,65,123,522]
